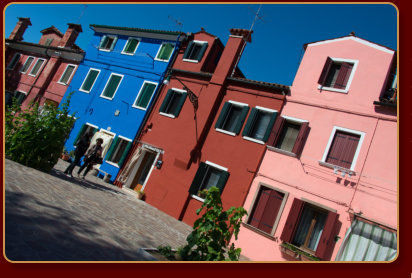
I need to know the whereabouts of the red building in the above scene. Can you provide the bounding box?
[114,28,288,225]
[5,17,84,109]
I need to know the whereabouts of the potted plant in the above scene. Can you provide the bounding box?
[197,188,208,199]
[136,190,145,200]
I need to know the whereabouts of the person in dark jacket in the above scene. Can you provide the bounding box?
[64,131,93,177]
[77,138,104,179]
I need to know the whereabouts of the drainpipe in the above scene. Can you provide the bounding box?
[26,48,52,106]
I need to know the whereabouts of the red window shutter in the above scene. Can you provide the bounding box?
[291,122,309,156]
[318,57,333,86]
[334,63,353,89]
[258,190,284,234]
[249,188,271,230]
[267,116,285,147]
[315,211,339,260]
[280,198,304,243]
[326,131,360,169]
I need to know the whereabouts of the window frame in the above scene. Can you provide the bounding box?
[154,42,175,62]
[159,88,187,118]
[320,126,365,171]
[79,68,101,93]
[215,100,249,137]
[7,53,22,70]
[190,161,229,202]
[132,80,158,110]
[121,37,141,55]
[100,72,124,100]
[20,56,35,74]
[13,90,28,105]
[105,135,133,168]
[28,58,46,77]
[58,64,77,85]
[318,57,359,94]
[242,106,278,145]
[99,35,118,52]
[183,40,208,63]
[245,183,289,237]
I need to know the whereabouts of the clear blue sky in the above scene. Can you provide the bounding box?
[4,3,397,86]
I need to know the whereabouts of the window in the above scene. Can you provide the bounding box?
[267,116,309,156]
[20,56,34,74]
[155,43,174,62]
[133,81,157,110]
[183,41,208,62]
[280,198,339,260]
[6,91,27,106]
[58,64,76,85]
[29,58,46,77]
[99,35,118,51]
[247,185,287,235]
[318,57,358,93]
[159,88,187,118]
[73,123,98,145]
[7,53,21,70]
[100,73,123,100]
[321,127,365,170]
[80,68,100,93]
[215,101,249,136]
[45,38,53,46]
[335,219,397,261]
[242,107,278,143]
[188,161,229,200]
[122,38,140,55]
[105,136,133,167]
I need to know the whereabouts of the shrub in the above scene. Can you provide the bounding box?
[5,93,76,172]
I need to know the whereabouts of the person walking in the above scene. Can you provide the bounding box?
[77,138,104,179]
[64,131,93,177]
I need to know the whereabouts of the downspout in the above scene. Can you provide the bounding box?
[26,48,52,105]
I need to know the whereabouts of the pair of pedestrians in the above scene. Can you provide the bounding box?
[64,132,104,179]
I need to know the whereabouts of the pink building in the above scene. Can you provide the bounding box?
[235,33,397,261]
[5,18,84,109]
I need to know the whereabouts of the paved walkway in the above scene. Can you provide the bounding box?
[5,159,193,261]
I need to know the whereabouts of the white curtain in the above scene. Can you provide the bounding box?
[335,219,397,261]
[118,147,143,183]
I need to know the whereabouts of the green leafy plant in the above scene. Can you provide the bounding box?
[5,93,76,172]
[280,242,320,261]
[177,186,247,261]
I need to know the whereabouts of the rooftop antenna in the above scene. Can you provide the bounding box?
[76,4,88,24]
[231,4,264,77]
[168,15,183,32]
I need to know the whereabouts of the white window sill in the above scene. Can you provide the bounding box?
[100,95,114,101]
[99,48,112,52]
[216,128,236,137]
[318,85,348,94]
[182,58,200,63]
[243,136,265,145]
[266,146,297,158]
[318,161,356,176]
[105,161,120,168]
[79,89,91,93]
[57,81,68,86]
[154,58,170,63]
[121,52,136,56]
[159,112,176,119]
[191,194,205,202]
[132,105,148,111]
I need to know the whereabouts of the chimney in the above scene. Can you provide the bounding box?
[211,28,252,84]
[58,23,82,48]
[9,17,32,41]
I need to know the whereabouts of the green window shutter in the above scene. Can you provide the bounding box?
[183,41,194,59]
[136,83,156,108]
[81,70,99,92]
[216,171,229,194]
[159,89,174,113]
[118,141,133,167]
[99,35,107,49]
[105,137,119,161]
[158,43,174,60]
[60,65,75,84]
[242,108,258,137]
[234,106,250,135]
[197,43,208,61]
[103,75,122,98]
[189,162,207,195]
[215,102,231,129]
[109,37,118,51]
[173,92,187,117]
[125,39,138,53]
[16,92,26,105]
[74,124,86,145]
[262,111,278,142]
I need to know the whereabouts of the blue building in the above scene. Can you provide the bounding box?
[61,24,187,182]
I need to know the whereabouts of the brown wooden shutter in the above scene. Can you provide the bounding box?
[318,57,333,86]
[259,190,284,234]
[249,188,271,229]
[315,211,339,260]
[267,116,285,147]
[334,63,353,89]
[326,131,360,169]
[291,122,309,156]
[280,198,304,243]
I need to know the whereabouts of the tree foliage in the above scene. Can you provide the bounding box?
[5,93,76,172]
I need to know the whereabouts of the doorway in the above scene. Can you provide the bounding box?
[125,148,158,192]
